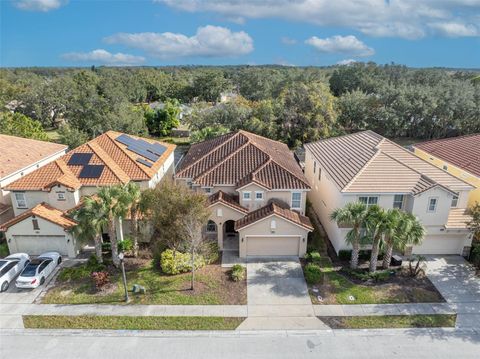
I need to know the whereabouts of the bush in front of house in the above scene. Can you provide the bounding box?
[58,255,106,281]
[230,264,246,282]
[91,271,110,289]
[470,243,480,268]
[160,249,205,275]
[306,251,322,263]
[345,268,391,282]
[203,241,220,264]
[304,263,323,284]
[117,237,133,253]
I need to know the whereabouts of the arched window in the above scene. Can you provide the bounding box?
[206,220,217,233]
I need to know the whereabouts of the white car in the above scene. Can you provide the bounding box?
[0,253,31,292]
[15,252,62,289]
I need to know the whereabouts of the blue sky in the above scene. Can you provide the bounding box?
[1,0,479,68]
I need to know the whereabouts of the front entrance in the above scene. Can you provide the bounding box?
[223,220,239,251]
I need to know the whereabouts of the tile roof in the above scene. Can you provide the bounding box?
[0,202,77,231]
[6,131,176,191]
[176,130,310,190]
[413,133,480,178]
[207,190,248,213]
[0,203,11,216]
[304,131,473,195]
[235,201,313,231]
[445,208,472,230]
[0,134,67,180]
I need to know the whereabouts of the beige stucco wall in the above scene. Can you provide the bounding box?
[11,187,79,216]
[4,216,78,258]
[208,203,243,249]
[237,215,309,258]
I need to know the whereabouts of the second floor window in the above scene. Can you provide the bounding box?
[451,194,459,208]
[57,192,66,201]
[255,191,264,200]
[14,192,27,208]
[206,220,217,233]
[393,194,404,209]
[358,196,378,207]
[243,191,251,200]
[32,218,40,230]
[204,187,212,194]
[291,192,301,209]
[428,197,438,212]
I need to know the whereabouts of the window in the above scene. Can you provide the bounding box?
[204,187,212,194]
[428,197,438,212]
[291,192,302,209]
[393,194,404,209]
[270,219,277,230]
[313,161,316,174]
[255,191,264,201]
[216,208,223,217]
[359,196,378,207]
[243,191,251,200]
[32,218,40,230]
[57,192,65,201]
[14,192,27,208]
[206,220,217,233]
[451,194,459,208]
[186,180,193,189]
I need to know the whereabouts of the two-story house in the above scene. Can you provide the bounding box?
[0,131,175,257]
[304,131,474,256]
[413,133,480,208]
[0,134,67,225]
[175,130,313,258]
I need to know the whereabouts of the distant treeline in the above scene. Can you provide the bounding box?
[0,63,478,148]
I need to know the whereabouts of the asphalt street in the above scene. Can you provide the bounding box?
[1,328,479,359]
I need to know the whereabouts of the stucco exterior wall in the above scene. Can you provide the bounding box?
[208,203,244,249]
[11,187,79,216]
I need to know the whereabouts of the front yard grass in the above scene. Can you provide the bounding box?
[43,259,247,305]
[23,315,244,330]
[320,314,456,329]
[305,257,444,305]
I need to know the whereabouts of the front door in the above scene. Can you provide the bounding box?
[224,220,237,234]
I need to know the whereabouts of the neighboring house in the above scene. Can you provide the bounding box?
[412,134,480,208]
[0,131,175,257]
[175,130,313,258]
[304,130,474,256]
[0,134,67,225]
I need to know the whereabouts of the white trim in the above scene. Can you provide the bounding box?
[237,213,312,231]
[242,191,251,201]
[236,182,269,191]
[291,191,302,209]
[14,192,27,209]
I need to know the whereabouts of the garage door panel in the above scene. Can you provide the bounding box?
[13,235,68,256]
[247,236,300,256]
[412,235,464,255]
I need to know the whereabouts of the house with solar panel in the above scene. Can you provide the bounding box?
[0,131,175,258]
[175,130,313,259]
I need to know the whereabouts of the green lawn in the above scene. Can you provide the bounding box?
[321,314,456,329]
[0,242,9,258]
[23,315,244,330]
[307,257,443,305]
[43,261,246,305]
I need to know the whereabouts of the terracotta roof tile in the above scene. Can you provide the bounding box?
[176,131,309,190]
[0,134,66,180]
[207,191,248,213]
[413,133,480,178]
[0,203,77,231]
[235,201,313,231]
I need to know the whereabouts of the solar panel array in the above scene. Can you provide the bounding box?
[79,165,104,179]
[115,134,166,166]
[67,153,93,166]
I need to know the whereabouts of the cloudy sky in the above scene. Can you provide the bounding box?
[1,0,479,67]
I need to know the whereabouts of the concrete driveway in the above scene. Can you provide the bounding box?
[246,257,311,306]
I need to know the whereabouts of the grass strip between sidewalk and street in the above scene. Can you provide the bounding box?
[23,315,245,331]
[320,314,456,329]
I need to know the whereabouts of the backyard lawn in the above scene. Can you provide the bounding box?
[23,315,244,330]
[43,259,247,305]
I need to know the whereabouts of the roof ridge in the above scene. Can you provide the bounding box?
[177,131,242,178]
[87,141,130,184]
[414,133,480,147]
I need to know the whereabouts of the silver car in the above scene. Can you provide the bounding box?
[0,253,30,292]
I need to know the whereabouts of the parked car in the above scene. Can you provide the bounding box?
[0,253,31,292]
[15,252,62,289]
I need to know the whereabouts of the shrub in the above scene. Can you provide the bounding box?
[338,250,352,261]
[204,241,220,264]
[230,264,246,282]
[470,244,480,268]
[160,249,205,275]
[118,237,133,253]
[58,256,105,281]
[307,251,322,263]
[91,271,110,289]
[304,263,322,284]
[346,269,390,282]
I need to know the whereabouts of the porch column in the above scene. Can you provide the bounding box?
[115,217,124,242]
[217,221,224,250]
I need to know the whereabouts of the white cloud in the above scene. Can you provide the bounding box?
[337,59,357,65]
[156,0,480,39]
[281,37,297,45]
[306,35,374,57]
[428,21,479,37]
[62,49,145,65]
[104,25,253,59]
[13,0,66,12]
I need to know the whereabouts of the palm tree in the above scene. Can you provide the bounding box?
[330,202,369,269]
[120,182,143,257]
[365,205,389,273]
[96,186,128,267]
[71,196,109,263]
[380,208,402,270]
[382,212,425,269]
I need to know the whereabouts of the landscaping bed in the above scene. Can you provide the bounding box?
[302,256,444,305]
[42,258,247,305]
[23,315,244,330]
[320,314,456,329]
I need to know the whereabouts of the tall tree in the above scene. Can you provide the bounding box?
[120,182,145,257]
[365,205,389,273]
[0,112,49,141]
[330,202,369,269]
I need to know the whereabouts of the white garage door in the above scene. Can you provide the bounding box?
[412,235,466,255]
[12,235,69,256]
[246,236,300,256]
